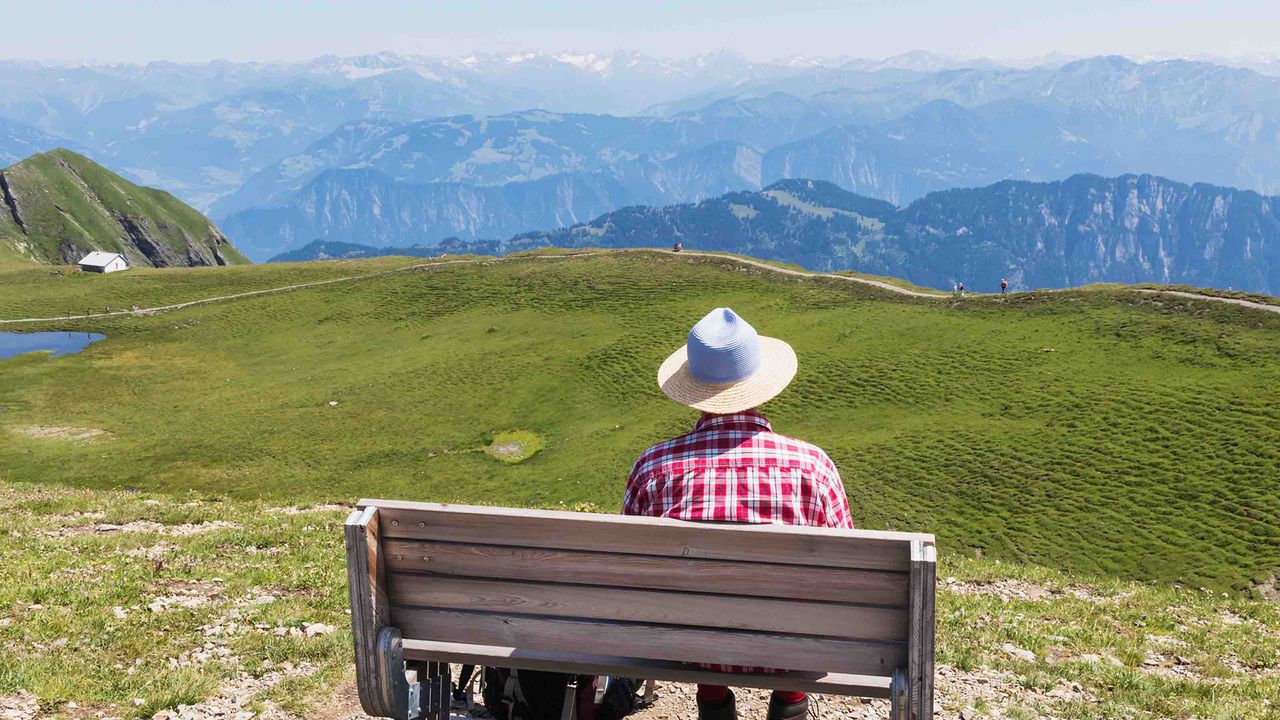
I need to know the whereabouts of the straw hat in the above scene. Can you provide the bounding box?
[657,308,797,414]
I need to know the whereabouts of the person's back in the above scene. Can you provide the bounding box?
[623,307,852,720]
[625,410,849,528]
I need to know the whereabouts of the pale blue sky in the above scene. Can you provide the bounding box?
[2,0,1278,63]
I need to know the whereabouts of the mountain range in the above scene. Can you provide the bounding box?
[273,175,1279,295]
[5,51,1280,286]
[6,52,1280,225]
[203,56,1280,261]
[0,149,246,267]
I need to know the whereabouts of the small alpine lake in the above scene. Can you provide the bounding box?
[0,331,106,360]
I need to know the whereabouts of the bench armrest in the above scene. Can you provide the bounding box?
[348,507,441,719]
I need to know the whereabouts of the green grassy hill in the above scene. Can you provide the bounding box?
[0,149,248,267]
[1,250,1279,718]
[1,250,1277,597]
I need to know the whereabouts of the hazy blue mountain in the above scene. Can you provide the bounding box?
[399,176,1279,294]
[219,168,641,261]
[761,99,1115,204]
[219,133,774,261]
[211,111,655,218]
[0,117,84,165]
[225,57,1280,264]
[269,239,442,263]
[211,104,844,219]
[788,57,1280,194]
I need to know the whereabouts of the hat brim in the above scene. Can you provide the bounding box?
[657,336,797,414]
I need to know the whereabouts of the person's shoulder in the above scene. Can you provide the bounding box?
[630,431,694,475]
[768,431,839,471]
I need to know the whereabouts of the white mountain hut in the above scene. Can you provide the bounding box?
[78,252,129,273]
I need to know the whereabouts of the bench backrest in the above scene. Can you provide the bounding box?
[346,500,936,718]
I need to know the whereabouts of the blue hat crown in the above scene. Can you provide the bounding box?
[686,307,761,384]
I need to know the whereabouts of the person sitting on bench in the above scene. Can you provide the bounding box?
[623,307,854,720]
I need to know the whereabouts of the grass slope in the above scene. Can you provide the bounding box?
[0,251,1277,596]
[0,149,248,266]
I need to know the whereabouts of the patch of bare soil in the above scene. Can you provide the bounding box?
[0,692,38,720]
[1255,573,1280,603]
[146,579,224,614]
[313,663,1095,720]
[272,504,349,515]
[10,425,108,444]
[488,442,525,459]
[47,519,239,538]
[127,541,181,560]
[152,662,318,720]
[944,577,1112,603]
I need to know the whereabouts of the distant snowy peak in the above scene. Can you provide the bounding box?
[553,53,613,73]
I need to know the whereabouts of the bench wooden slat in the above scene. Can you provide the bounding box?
[391,607,906,676]
[387,573,909,640]
[381,539,910,606]
[400,639,894,698]
[361,500,932,572]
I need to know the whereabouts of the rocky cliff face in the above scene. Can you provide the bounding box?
[437,175,1279,294]
[888,174,1280,292]
[0,149,247,267]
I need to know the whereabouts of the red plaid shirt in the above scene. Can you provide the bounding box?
[623,410,853,675]
[623,410,852,529]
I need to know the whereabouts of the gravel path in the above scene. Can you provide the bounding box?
[1131,288,1280,314]
[673,251,945,298]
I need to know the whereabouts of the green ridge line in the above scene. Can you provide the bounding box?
[4,248,1279,324]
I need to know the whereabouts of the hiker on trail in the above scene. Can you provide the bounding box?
[957,282,966,297]
[1000,278,1008,295]
[624,307,852,720]
[673,241,683,253]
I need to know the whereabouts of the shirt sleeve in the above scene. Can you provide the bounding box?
[621,454,647,516]
[819,453,854,529]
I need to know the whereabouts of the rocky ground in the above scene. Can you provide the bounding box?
[1,482,1278,720]
[310,660,1092,720]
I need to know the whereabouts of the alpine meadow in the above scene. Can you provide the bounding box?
[2,251,1278,592]
[2,250,1279,719]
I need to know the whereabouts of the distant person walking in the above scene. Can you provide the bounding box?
[1000,278,1008,295]
[957,282,966,297]
[625,308,852,720]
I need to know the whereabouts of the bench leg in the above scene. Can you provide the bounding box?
[424,662,451,720]
[561,677,578,720]
[377,628,423,720]
[889,668,907,720]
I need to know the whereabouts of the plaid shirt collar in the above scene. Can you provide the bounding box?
[693,409,773,433]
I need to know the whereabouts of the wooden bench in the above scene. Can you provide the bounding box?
[344,500,936,720]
